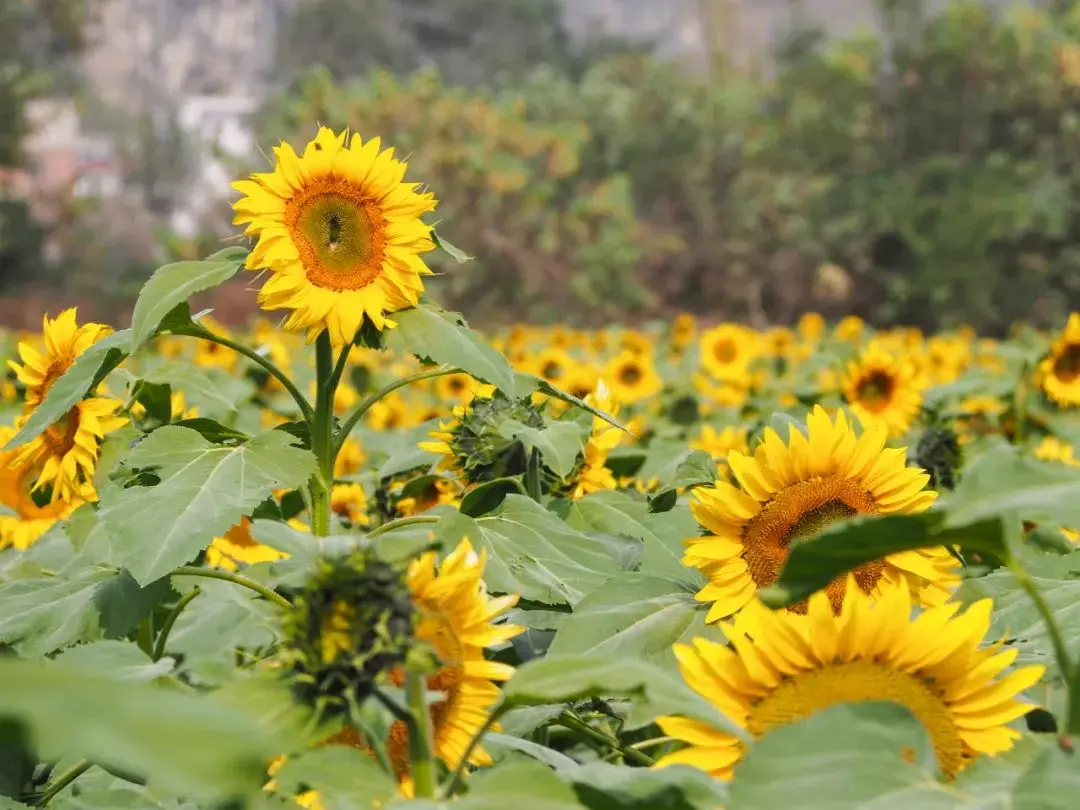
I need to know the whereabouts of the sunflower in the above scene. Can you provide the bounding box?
[690,424,748,467]
[8,309,112,408]
[1034,436,1080,467]
[698,324,756,383]
[834,315,864,342]
[1039,313,1080,408]
[13,396,127,504]
[335,437,367,478]
[796,312,825,343]
[605,351,661,404]
[0,425,84,550]
[207,517,289,570]
[331,483,371,527]
[193,316,240,372]
[572,383,623,500]
[655,585,1044,780]
[685,406,957,622]
[232,127,438,346]
[842,343,925,438]
[532,348,572,386]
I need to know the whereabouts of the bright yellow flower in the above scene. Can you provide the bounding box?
[572,382,623,499]
[8,309,112,408]
[1039,313,1080,408]
[232,127,438,346]
[656,585,1044,780]
[1034,436,1080,467]
[207,517,289,570]
[699,323,756,383]
[842,342,924,438]
[0,424,84,550]
[604,351,661,404]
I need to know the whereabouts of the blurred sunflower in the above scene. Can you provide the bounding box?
[690,424,747,469]
[1034,435,1080,467]
[605,351,661,404]
[656,586,1043,780]
[207,517,289,570]
[1039,313,1080,408]
[699,323,756,383]
[532,348,572,386]
[331,483,371,527]
[232,126,438,346]
[0,425,84,550]
[843,343,924,438]
[8,309,112,408]
[572,382,623,499]
[685,406,956,622]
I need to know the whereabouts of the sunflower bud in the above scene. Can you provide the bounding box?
[279,548,413,718]
[437,393,552,484]
[913,422,962,491]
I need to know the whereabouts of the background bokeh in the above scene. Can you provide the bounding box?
[3,0,1080,334]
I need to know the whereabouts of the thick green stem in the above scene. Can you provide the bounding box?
[185,330,314,422]
[405,670,438,799]
[153,586,201,661]
[310,332,337,537]
[525,448,542,502]
[366,515,440,539]
[33,759,93,806]
[555,711,654,766]
[172,566,292,611]
[334,366,464,456]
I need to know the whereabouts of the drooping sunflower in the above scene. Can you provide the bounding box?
[232,126,438,346]
[605,351,662,404]
[842,342,925,438]
[0,425,84,550]
[1039,312,1080,408]
[685,406,957,622]
[8,309,112,408]
[698,323,756,383]
[655,586,1044,780]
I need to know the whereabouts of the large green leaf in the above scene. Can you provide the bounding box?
[99,426,316,584]
[141,362,254,415]
[1,329,130,452]
[943,444,1080,529]
[52,640,174,682]
[562,762,728,810]
[500,420,584,478]
[548,574,718,665]
[0,657,279,802]
[439,496,630,606]
[0,565,166,656]
[272,747,397,810]
[567,491,703,584]
[501,653,743,734]
[451,758,586,810]
[129,248,248,352]
[385,305,515,393]
[728,702,955,810]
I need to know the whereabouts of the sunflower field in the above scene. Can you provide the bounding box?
[2,126,1080,810]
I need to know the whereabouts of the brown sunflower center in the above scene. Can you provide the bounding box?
[1052,343,1080,384]
[38,361,67,400]
[746,660,965,778]
[856,370,896,411]
[285,179,386,292]
[41,409,81,459]
[742,475,881,613]
[619,363,643,386]
[713,339,738,364]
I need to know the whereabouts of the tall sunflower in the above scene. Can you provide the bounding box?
[8,309,112,408]
[1039,312,1080,408]
[842,343,925,438]
[232,127,438,346]
[685,406,957,622]
[656,586,1044,780]
[699,323,756,383]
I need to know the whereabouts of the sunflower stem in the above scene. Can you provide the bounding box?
[310,332,337,537]
[555,711,654,766]
[405,669,438,799]
[366,514,440,539]
[152,586,201,661]
[31,759,93,806]
[333,366,464,457]
[172,566,292,611]
[1008,558,1074,713]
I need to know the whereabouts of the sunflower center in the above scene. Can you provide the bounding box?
[42,409,80,459]
[38,361,67,399]
[1052,343,1080,384]
[713,339,738,364]
[619,364,643,386]
[856,370,895,411]
[742,475,881,613]
[285,179,386,292]
[746,660,966,778]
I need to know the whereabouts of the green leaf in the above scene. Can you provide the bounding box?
[0,656,278,802]
[501,653,743,734]
[760,512,1004,609]
[500,420,584,478]
[452,758,585,810]
[1,329,130,452]
[272,746,397,810]
[548,574,717,666]
[728,703,955,810]
[943,444,1080,529]
[484,732,579,771]
[52,640,174,682]
[1010,742,1080,808]
[433,230,471,263]
[129,248,247,352]
[99,426,316,584]
[171,418,252,444]
[143,362,254,415]
[0,566,166,656]
[647,450,718,513]
[385,305,515,393]
[562,762,728,810]
[459,477,526,517]
[567,491,703,583]
[438,496,629,606]
[515,374,631,434]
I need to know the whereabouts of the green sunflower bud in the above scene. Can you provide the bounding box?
[447,393,550,483]
[913,422,962,491]
[279,547,413,718]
